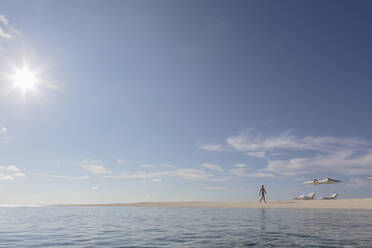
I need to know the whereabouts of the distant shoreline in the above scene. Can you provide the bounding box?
[51,198,372,210]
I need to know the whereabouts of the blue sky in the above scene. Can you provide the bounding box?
[1,0,372,204]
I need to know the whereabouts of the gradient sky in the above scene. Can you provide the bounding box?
[1,0,372,204]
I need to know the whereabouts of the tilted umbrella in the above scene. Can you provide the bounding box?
[317,178,342,184]
[303,178,341,185]
[303,179,321,185]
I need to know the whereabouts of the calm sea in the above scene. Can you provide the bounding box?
[0,206,371,247]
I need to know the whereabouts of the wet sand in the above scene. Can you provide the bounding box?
[54,198,372,210]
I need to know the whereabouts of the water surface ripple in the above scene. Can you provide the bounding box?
[0,207,371,247]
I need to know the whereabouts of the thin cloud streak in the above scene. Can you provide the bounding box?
[79,159,111,174]
[33,173,90,180]
[202,163,223,172]
[234,163,248,168]
[246,172,275,178]
[230,167,275,178]
[203,186,245,192]
[207,176,232,182]
[231,167,250,177]
[139,163,174,169]
[104,168,211,180]
[199,143,228,152]
[246,151,265,158]
[44,82,61,91]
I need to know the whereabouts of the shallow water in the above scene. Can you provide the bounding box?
[0,206,371,247]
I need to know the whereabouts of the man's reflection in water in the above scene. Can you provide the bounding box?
[260,208,266,231]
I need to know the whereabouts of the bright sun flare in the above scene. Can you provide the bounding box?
[11,66,39,92]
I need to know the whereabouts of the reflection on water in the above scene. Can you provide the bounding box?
[0,206,371,247]
[260,208,266,231]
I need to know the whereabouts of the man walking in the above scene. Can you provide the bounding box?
[259,185,267,203]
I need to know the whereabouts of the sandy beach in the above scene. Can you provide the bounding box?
[54,198,372,210]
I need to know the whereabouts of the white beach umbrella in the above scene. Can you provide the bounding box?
[368,177,372,180]
[303,178,341,185]
[303,179,321,185]
[316,178,342,184]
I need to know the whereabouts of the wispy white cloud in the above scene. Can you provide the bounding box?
[0,15,9,26]
[116,159,125,165]
[33,173,89,180]
[231,167,250,177]
[0,26,12,39]
[152,178,162,183]
[79,159,111,174]
[0,165,26,180]
[234,163,247,168]
[91,185,99,191]
[246,151,265,158]
[13,172,26,177]
[0,173,13,180]
[6,165,19,172]
[0,14,21,40]
[202,163,223,172]
[174,169,211,180]
[202,129,372,177]
[199,143,228,152]
[266,149,372,176]
[245,172,275,178]
[1,127,7,134]
[226,129,367,153]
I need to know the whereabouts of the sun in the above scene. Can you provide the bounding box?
[11,65,39,92]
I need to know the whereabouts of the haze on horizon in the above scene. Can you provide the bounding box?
[1,0,372,204]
